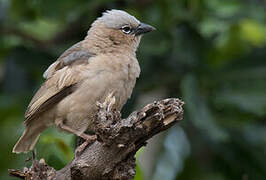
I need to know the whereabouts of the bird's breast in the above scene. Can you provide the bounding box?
[54,54,140,132]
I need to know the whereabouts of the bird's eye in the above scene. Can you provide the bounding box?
[121,25,132,34]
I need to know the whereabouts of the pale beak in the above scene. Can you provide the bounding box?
[134,22,156,36]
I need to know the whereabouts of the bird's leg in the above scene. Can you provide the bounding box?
[58,123,97,155]
[25,149,37,162]
[75,134,97,155]
[31,149,40,167]
[32,149,37,160]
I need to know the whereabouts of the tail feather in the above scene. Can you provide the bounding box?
[12,127,41,153]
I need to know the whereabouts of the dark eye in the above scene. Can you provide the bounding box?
[121,25,132,34]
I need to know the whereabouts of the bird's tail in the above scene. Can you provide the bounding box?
[12,127,41,153]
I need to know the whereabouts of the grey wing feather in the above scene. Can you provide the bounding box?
[55,42,95,70]
[26,41,94,123]
[43,41,95,79]
[25,84,77,123]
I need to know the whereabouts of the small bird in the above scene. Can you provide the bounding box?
[13,9,155,153]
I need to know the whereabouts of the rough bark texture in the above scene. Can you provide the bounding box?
[9,97,184,180]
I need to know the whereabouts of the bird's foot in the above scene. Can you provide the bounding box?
[75,134,97,156]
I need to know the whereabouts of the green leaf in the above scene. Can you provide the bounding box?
[135,162,144,180]
[38,129,74,166]
[239,19,266,46]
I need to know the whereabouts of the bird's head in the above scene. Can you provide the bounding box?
[86,10,156,53]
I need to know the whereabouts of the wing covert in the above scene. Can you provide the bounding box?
[25,42,94,124]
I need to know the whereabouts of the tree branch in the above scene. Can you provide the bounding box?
[9,97,184,180]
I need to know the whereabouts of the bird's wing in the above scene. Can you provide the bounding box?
[43,42,95,79]
[25,42,94,124]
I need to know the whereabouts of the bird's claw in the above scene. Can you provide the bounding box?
[75,135,97,156]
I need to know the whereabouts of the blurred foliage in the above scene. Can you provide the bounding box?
[0,0,266,179]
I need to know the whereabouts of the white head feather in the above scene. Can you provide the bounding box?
[92,9,140,29]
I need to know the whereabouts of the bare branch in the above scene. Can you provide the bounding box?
[9,98,184,180]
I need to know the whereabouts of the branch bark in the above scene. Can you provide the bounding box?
[9,97,184,180]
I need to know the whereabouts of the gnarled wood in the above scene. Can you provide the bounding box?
[9,97,184,180]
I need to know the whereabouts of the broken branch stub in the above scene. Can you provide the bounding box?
[93,98,184,147]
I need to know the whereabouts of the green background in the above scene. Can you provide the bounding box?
[0,0,266,179]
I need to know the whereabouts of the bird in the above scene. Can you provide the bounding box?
[12,9,155,153]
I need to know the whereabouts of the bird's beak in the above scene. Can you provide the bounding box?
[134,22,156,36]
